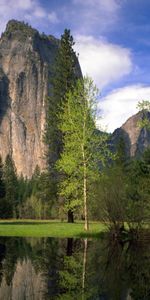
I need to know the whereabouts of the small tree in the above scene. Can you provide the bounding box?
[57,77,109,230]
[137,100,150,129]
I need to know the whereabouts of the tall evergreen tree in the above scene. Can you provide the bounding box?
[44,29,80,221]
[0,156,5,199]
[0,156,6,218]
[116,137,127,167]
[3,155,18,218]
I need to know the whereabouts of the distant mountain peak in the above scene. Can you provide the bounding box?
[112,111,150,157]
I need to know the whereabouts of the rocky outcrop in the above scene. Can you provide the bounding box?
[111,111,150,157]
[0,20,81,177]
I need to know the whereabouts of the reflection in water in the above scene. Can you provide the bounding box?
[82,238,87,297]
[0,236,150,299]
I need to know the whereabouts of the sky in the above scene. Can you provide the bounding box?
[0,0,150,132]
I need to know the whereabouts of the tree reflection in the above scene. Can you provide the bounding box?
[56,238,83,300]
[86,236,150,300]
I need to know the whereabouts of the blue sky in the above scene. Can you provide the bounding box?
[0,0,150,132]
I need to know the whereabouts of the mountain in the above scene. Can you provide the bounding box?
[0,20,81,177]
[111,111,150,157]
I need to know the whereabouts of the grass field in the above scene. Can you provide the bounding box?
[0,219,106,238]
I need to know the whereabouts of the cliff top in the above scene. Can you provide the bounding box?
[2,20,38,38]
[122,110,150,130]
[1,19,58,45]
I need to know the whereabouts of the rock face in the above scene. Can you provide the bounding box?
[0,20,81,177]
[111,111,150,157]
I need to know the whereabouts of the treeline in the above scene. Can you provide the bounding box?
[0,155,54,219]
[0,146,149,226]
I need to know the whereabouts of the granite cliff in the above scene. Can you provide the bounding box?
[111,111,150,157]
[0,20,81,177]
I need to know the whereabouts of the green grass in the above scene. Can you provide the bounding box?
[0,219,106,238]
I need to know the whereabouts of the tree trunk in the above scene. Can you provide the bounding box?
[67,209,74,223]
[83,161,89,231]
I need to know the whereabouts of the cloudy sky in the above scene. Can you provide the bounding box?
[0,0,150,132]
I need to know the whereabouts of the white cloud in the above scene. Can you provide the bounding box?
[99,85,150,132]
[0,0,59,34]
[74,35,133,89]
[33,7,46,18]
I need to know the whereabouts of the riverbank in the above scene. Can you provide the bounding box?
[0,219,106,238]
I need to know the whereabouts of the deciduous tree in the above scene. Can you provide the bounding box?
[57,77,109,230]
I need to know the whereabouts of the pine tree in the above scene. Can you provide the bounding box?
[0,156,6,218]
[116,136,127,167]
[57,77,109,230]
[3,155,18,218]
[0,156,5,199]
[44,29,80,221]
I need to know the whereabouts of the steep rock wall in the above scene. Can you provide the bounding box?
[0,20,81,177]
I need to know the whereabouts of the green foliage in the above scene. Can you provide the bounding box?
[20,167,54,219]
[0,156,6,218]
[137,100,150,111]
[98,165,127,229]
[0,157,5,198]
[57,77,109,224]
[126,148,150,228]
[137,100,150,130]
[57,254,83,300]
[115,136,127,166]
[44,29,79,206]
[3,155,18,218]
[97,146,150,233]
[22,195,43,219]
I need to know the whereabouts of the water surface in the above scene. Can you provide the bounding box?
[0,236,149,299]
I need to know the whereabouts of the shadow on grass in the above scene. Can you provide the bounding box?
[0,221,101,226]
[0,222,60,225]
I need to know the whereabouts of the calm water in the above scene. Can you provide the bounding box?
[0,236,149,299]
